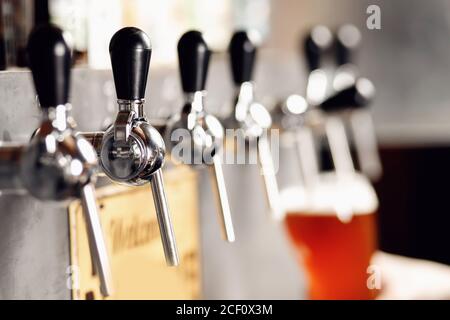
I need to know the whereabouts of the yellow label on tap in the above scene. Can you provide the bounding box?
[68,165,201,300]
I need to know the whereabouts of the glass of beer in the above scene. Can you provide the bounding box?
[282,173,379,300]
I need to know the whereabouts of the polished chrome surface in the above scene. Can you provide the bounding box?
[100,119,165,184]
[334,74,381,181]
[225,82,281,219]
[20,106,98,201]
[166,91,235,242]
[257,135,283,220]
[97,99,179,266]
[209,155,235,242]
[295,126,320,188]
[167,92,224,166]
[227,82,272,140]
[325,115,355,175]
[118,99,145,116]
[80,183,113,296]
[113,110,136,142]
[150,169,179,266]
[0,103,114,298]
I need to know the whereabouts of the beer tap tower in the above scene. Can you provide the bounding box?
[164,31,235,242]
[0,24,113,296]
[82,27,179,267]
[226,30,282,220]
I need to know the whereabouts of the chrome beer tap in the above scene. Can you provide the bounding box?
[272,26,376,183]
[297,26,334,186]
[302,26,356,180]
[272,26,334,188]
[225,30,282,220]
[333,24,382,181]
[274,79,374,223]
[82,27,179,266]
[0,24,113,296]
[164,31,235,242]
[319,76,376,223]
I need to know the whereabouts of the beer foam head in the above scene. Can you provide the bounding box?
[281,172,379,216]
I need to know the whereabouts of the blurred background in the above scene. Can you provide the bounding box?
[1,0,450,299]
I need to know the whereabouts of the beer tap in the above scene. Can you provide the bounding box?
[302,26,376,221]
[320,77,376,222]
[333,24,382,181]
[302,26,356,181]
[274,79,374,223]
[0,24,113,296]
[226,30,282,220]
[82,27,179,266]
[164,31,235,242]
[272,26,333,189]
[297,26,334,187]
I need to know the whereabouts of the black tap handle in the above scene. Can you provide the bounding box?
[335,24,361,66]
[27,24,71,108]
[320,78,375,112]
[303,25,333,72]
[177,30,210,93]
[229,30,257,85]
[109,27,152,101]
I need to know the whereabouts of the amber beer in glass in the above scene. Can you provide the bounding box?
[282,174,379,300]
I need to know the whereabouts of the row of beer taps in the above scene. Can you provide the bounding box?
[0,22,379,297]
[272,24,380,223]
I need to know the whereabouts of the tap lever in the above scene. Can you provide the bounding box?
[325,116,355,175]
[295,126,320,188]
[257,135,283,220]
[350,110,382,180]
[27,24,71,108]
[210,155,235,242]
[229,31,257,85]
[178,31,210,93]
[109,27,151,101]
[80,183,113,297]
[150,169,179,266]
